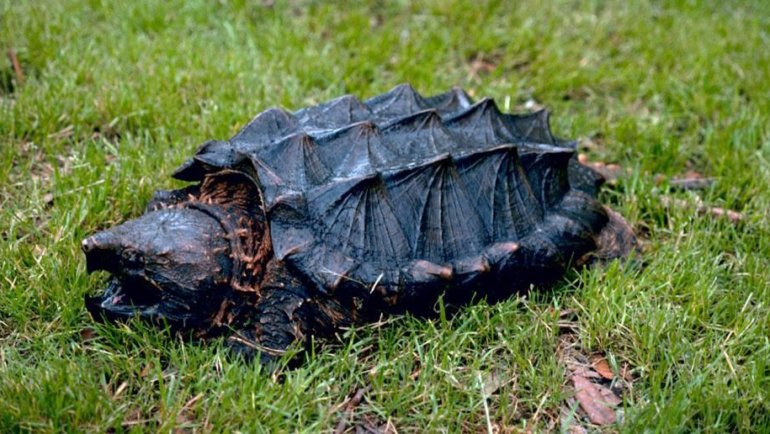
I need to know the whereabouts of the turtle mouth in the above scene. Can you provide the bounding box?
[83,233,164,320]
[86,274,164,320]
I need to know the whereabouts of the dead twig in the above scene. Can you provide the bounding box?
[7,48,24,85]
[669,177,716,191]
[655,171,716,191]
[661,196,743,224]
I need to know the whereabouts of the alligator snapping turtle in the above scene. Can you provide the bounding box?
[83,84,634,363]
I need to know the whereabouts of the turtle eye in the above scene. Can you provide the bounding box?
[121,248,144,269]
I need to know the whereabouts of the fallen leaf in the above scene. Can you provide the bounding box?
[571,374,617,425]
[596,383,622,407]
[557,328,634,430]
[79,327,96,341]
[334,385,372,434]
[482,369,507,396]
[590,355,614,380]
[140,363,153,378]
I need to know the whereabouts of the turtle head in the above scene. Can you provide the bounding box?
[83,171,270,329]
[83,207,234,327]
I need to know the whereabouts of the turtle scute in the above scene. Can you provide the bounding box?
[84,84,633,363]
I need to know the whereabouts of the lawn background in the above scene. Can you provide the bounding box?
[2,0,769,432]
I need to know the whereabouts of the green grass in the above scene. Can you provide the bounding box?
[2,0,770,432]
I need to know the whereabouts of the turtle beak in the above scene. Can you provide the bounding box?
[82,230,122,274]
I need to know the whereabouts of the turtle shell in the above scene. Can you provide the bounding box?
[172,84,608,308]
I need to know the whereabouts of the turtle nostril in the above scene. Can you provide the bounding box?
[81,237,97,254]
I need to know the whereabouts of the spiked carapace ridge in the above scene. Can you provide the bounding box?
[84,84,633,363]
[173,84,607,291]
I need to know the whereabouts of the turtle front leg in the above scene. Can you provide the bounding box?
[227,260,354,366]
[227,260,311,365]
[228,288,309,365]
